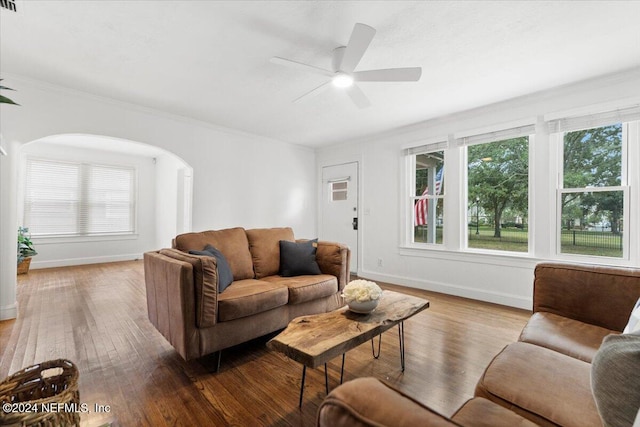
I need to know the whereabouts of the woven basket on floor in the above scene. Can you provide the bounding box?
[0,359,80,427]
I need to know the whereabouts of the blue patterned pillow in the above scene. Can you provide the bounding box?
[189,244,233,292]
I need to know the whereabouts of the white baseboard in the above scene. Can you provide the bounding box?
[358,269,532,310]
[30,253,143,270]
[0,301,17,321]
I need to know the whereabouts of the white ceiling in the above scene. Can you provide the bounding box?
[2,1,639,147]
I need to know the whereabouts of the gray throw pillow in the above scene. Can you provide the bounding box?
[591,331,640,427]
[189,244,233,292]
[279,239,322,277]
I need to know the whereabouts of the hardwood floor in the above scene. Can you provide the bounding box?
[0,261,531,426]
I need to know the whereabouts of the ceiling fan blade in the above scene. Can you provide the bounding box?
[353,67,422,82]
[293,81,332,104]
[339,23,376,73]
[345,84,371,109]
[270,57,334,77]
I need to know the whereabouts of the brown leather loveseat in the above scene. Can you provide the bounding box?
[144,227,350,362]
[317,262,640,427]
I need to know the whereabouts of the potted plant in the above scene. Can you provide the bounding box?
[17,226,37,274]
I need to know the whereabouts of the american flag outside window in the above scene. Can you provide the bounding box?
[414,167,443,226]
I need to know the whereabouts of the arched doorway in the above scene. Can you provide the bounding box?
[16,134,193,269]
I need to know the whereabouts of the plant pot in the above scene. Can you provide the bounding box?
[17,257,32,275]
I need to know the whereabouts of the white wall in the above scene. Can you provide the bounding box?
[155,153,179,248]
[0,75,317,320]
[19,142,157,268]
[317,68,640,310]
[0,139,19,320]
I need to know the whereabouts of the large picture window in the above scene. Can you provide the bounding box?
[466,136,529,253]
[410,150,444,245]
[24,158,136,237]
[403,109,638,264]
[559,124,626,258]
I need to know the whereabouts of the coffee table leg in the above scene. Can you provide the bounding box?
[371,334,382,359]
[340,353,345,384]
[299,365,306,408]
[398,321,405,372]
[324,363,329,395]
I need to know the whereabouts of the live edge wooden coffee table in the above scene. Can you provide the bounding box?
[267,290,429,407]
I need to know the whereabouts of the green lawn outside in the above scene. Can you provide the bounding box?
[466,226,623,257]
[468,226,528,252]
[560,229,622,258]
[415,225,622,257]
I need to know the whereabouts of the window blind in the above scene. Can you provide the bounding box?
[405,140,448,155]
[24,158,135,237]
[455,123,535,147]
[547,105,640,134]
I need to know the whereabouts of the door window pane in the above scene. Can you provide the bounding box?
[331,181,348,201]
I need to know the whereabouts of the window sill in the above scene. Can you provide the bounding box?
[398,245,539,268]
[398,245,636,268]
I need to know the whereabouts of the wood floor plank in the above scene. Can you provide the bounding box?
[0,261,530,426]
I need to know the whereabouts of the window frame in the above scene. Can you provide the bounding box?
[554,122,630,260]
[399,110,639,267]
[406,146,446,248]
[462,134,532,255]
[23,156,138,239]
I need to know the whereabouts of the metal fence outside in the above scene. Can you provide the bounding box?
[560,229,622,250]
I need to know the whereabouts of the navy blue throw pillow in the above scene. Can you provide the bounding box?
[279,239,322,277]
[188,245,233,293]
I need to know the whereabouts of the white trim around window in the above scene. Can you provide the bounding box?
[24,157,137,238]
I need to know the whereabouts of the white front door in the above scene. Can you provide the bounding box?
[321,162,358,273]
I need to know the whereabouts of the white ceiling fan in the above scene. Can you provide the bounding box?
[270,23,422,109]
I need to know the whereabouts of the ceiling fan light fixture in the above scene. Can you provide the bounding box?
[332,73,354,88]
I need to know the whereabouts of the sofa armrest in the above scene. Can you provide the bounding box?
[316,241,351,291]
[144,251,200,360]
[533,262,640,331]
[317,377,460,427]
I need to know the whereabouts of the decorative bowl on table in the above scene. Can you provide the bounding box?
[342,280,383,314]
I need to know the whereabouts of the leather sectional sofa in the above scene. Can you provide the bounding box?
[317,262,640,427]
[144,227,350,361]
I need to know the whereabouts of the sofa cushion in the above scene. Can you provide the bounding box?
[174,227,254,280]
[261,274,338,305]
[318,377,459,427]
[452,397,538,427]
[279,239,322,277]
[519,311,617,362]
[246,227,295,279]
[475,341,601,427]
[591,332,640,427]
[189,244,233,293]
[158,248,218,328]
[217,279,289,322]
[533,262,640,332]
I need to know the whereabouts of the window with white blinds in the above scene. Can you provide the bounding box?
[24,158,136,237]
